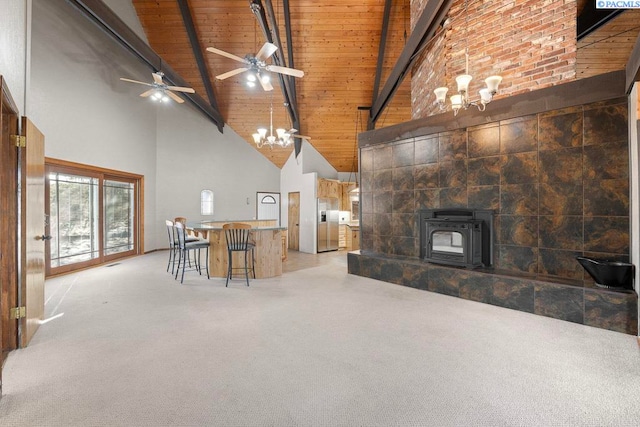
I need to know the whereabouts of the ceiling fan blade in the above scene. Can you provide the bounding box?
[166,85,195,94]
[206,47,248,64]
[256,42,278,61]
[291,134,311,140]
[152,72,164,84]
[259,76,274,91]
[265,65,304,78]
[216,68,249,80]
[139,89,156,98]
[120,77,153,86]
[165,90,185,104]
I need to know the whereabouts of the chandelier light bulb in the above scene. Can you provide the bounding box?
[479,88,492,104]
[434,87,448,103]
[253,101,296,149]
[455,74,472,93]
[485,75,503,93]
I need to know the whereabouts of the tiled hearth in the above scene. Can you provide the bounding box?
[348,251,637,334]
[352,76,637,335]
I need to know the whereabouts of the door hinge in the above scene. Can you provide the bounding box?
[10,306,26,319]
[11,135,26,147]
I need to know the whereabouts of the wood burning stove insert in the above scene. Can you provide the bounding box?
[419,209,494,268]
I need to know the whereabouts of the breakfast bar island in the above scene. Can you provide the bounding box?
[191,220,287,279]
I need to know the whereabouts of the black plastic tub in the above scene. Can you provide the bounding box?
[576,256,635,290]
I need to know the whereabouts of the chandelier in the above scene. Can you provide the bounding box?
[252,102,294,148]
[433,0,502,116]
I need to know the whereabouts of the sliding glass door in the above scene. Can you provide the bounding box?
[103,179,135,258]
[48,172,100,269]
[46,161,141,276]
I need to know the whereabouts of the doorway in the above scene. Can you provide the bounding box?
[288,192,300,251]
[0,77,20,389]
[256,192,280,224]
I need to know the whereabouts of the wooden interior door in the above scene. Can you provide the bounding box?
[20,117,45,347]
[288,192,300,250]
[0,76,20,393]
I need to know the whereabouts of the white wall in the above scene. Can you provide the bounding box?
[281,140,338,253]
[102,0,148,43]
[0,0,29,113]
[155,107,280,248]
[301,138,338,178]
[30,0,158,250]
[29,0,280,251]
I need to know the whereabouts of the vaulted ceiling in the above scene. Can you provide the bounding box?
[122,0,640,171]
[131,0,413,172]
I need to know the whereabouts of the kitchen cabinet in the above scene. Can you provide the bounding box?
[317,178,340,199]
[340,182,356,211]
[339,224,347,248]
[346,226,360,250]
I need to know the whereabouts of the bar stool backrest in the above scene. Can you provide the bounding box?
[174,221,188,249]
[223,223,252,251]
[166,220,175,248]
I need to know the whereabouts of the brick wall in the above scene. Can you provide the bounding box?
[411,0,577,118]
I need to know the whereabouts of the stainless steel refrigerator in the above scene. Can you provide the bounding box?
[317,197,339,252]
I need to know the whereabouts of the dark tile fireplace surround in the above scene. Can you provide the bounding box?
[348,72,638,335]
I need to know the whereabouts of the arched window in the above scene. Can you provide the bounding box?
[201,190,214,216]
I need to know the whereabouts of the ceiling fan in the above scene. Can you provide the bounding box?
[285,128,311,140]
[119,71,195,103]
[206,42,304,91]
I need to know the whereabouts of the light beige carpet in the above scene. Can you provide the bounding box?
[0,251,639,426]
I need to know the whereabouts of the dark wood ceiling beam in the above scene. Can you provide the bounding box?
[249,0,294,121]
[176,0,219,111]
[262,0,299,126]
[250,0,302,156]
[626,30,640,92]
[369,0,393,130]
[577,2,623,40]
[369,0,452,128]
[65,0,224,132]
[281,0,298,117]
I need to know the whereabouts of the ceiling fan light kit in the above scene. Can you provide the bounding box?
[151,90,170,103]
[119,71,194,104]
[207,42,304,92]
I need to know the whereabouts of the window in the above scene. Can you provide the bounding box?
[201,190,214,215]
[46,161,142,276]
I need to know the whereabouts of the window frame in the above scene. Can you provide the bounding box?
[45,158,143,277]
